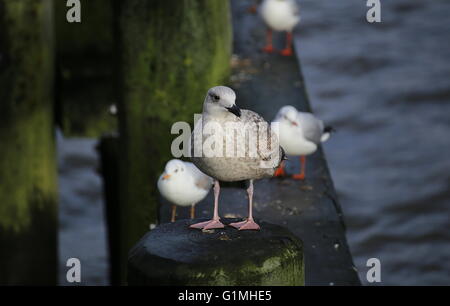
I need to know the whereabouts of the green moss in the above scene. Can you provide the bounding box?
[119,0,231,270]
[0,0,57,232]
[116,0,232,283]
[0,0,57,285]
[168,244,303,286]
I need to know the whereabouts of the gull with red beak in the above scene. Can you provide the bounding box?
[272,105,334,180]
[157,159,213,222]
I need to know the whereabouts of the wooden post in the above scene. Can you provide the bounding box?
[115,0,232,283]
[0,0,57,285]
[98,134,121,286]
[128,220,304,286]
[54,0,116,137]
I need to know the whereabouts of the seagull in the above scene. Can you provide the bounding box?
[272,105,334,180]
[189,86,284,231]
[157,159,213,222]
[259,0,301,56]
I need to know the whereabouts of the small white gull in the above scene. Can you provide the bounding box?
[157,159,213,222]
[272,105,334,179]
[259,0,301,56]
[189,86,285,230]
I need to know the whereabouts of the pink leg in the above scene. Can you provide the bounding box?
[230,180,260,230]
[190,180,224,230]
[280,32,294,56]
[262,29,275,53]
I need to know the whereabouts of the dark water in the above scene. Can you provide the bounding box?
[57,0,450,285]
[57,134,108,285]
[296,0,450,285]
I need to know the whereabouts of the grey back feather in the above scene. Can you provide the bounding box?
[297,112,324,144]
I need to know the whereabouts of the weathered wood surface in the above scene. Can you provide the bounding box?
[159,0,361,286]
[128,219,304,286]
[115,0,233,283]
[54,0,116,136]
[98,134,121,285]
[0,0,57,285]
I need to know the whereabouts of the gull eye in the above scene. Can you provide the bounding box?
[210,93,220,102]
[174,169,178,173]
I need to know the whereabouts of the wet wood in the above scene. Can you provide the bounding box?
[0,0,57,285]
[54,0,116,137]
[115,0,233,284]
[98,134,121,285]
[128,219,304,285]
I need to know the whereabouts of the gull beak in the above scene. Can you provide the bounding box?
[291,121,298,126]
[162,174,171,180]
[226,104,241,117]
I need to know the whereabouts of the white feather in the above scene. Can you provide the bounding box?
[260,0,301,32]
[272,105,332,156]
[157,159,212,207]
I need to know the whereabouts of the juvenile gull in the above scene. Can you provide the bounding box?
[157,159,213,222]
[272,105,334,180]
[189,86,284,230]
[259,0,301,56]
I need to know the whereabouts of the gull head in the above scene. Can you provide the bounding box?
[278,105,299,126]
[203,86,241,118]
[161,159,186,181]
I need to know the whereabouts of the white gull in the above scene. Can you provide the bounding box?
[259,0,301,56]
[272,105,334,179]
[157,159,213,222]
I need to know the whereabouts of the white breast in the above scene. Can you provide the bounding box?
[260,0,300,32]
[277,120,317,156]
[157,172,210,207]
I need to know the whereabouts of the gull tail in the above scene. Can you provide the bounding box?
[321,126,335,142]
[278,146,287,167]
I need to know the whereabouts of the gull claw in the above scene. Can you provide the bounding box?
[280,48,293,57]
[189,219,224,230]
[229,220,247,229]
[262,45,275,53]
[230,219,260,231]
[292,173,305,180]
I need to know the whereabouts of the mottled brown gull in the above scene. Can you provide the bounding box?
[189,86,284,231]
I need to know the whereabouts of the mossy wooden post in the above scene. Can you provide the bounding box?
[115,0,232,283]
[128,220,304,285]
[54,0,116,137]
[0,0,57,285]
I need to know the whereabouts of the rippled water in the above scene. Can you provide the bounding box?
[296,0,450,285]
[57,0,450,285]
[57,134,108,285]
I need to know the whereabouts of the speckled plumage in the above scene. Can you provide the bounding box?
[189,86,283,231]
[191,109,283,182]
